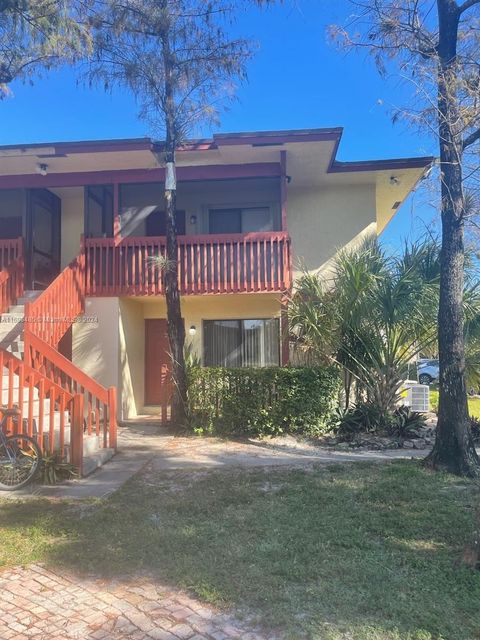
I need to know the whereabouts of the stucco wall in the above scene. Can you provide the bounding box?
[72,297,120,394]
[287,183,377,279]
[143,293,282,364]
[57,187,84,268]
[119,298,145,419]
[74,293,282,419]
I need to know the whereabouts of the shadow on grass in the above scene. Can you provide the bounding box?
[1,460,480,640]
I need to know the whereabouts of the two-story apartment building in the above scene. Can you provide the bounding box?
[0,128,432,437]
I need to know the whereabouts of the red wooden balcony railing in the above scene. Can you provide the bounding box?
[24,252,85,348]
[85,232,292,296]
[0,237,23,271]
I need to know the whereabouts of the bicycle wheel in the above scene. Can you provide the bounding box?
[0,434,41,490]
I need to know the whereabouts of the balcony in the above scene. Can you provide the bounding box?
[84,232,292,296]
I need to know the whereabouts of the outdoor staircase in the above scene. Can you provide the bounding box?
[0,240,117,478]
[0,350,115,476]
[0,366,111,468]
[0,290,40,356]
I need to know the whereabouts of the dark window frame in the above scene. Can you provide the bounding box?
[203,317,280,368]
[84,185,114,238]
[208,206,274,234]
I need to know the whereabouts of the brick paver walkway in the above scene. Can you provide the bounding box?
[0,565,272,640]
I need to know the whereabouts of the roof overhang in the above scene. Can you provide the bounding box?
[0,128,434,230]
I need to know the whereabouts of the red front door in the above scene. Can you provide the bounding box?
[144,319,172,411]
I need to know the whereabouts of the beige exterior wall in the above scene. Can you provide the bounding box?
[73,293,282,419]
[72,296,120,393]
[287,183,377,280]
[142,293,282,363]
[119,298,145,419]
[56,187,84,268]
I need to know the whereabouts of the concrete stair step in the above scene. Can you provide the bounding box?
[82,448,115,477]
[1,387,41,402]
[16,413,70,431]
[17,291,41,304]
[0,326,23,339]
[1,314,24,323]
[83,434,102,456]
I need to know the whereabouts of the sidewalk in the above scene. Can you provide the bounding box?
[1,424,429,500]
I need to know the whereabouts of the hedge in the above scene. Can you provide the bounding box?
[187,366,340,437]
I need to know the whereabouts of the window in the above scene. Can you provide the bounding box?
[209,207,273,234]
[203,318,280,367]
[85,185,113,238]
[146,210,186,236]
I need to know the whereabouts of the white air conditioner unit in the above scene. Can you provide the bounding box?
[400,381,430,413]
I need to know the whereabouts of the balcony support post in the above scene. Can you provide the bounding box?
[113,182,122,246]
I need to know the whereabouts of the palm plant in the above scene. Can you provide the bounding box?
[289,237,441,414]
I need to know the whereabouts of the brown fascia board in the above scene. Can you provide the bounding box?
[0,137,155,155]
[0,127,344,156]
[213,127,343,146]
[329,156,435,173]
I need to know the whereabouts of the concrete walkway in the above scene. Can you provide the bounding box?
[0,423,429,500]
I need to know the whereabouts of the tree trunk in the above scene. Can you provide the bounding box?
[425,0,479,477]
[162,34,187,428]
[163,159,187,427]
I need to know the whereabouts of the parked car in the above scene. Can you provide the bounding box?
[417,359,439,385]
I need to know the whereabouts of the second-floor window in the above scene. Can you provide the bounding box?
[85,185,114,237]
[208,206,273,234]
[146,210,186,236]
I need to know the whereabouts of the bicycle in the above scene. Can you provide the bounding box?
[0,406,42,491]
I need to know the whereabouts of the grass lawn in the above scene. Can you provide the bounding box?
[430,389,480,418]
[1,461,480,639]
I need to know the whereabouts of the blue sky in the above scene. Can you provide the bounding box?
[1,0,439,246]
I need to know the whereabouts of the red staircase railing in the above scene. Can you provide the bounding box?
[0,237,23,271]
[0,255,24,314]
[0,347,88,474]
[24,251,85,348]
[85,232,292,296]
[24,331,117,454]
[0,239,116,476]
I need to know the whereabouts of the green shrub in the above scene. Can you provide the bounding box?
[187,366,340,437]
[471,416,480,443]
[334,402,427,442]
